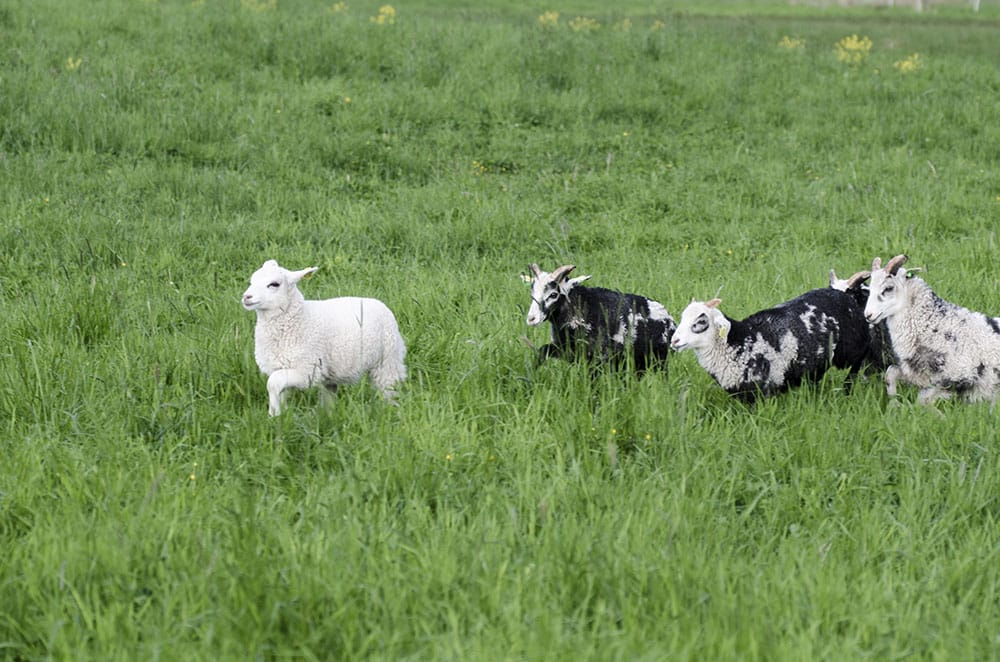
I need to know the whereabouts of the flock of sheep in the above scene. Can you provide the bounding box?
[241,255,1000,416]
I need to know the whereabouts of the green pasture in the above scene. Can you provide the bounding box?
[2,0,999,658]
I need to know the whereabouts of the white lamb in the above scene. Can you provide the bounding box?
[241,259,407,416]
[864,254,1000,404]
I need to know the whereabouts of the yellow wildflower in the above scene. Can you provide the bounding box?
[569,16,600,33]
[835,34,873,65]
[893,53,922,73]
[537,11,559,29]
[65,57,82,71]
[329,1,347,13]
[778,36,805,51]
[371,5,396,25]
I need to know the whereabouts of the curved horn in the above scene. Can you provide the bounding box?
[884,254,909,276]
[844,270,871,289]
[550,264,576,282]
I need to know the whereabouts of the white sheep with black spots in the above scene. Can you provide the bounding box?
[864,254,1000,404]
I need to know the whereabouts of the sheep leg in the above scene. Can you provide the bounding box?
[884,365,901,397]
[266,369,312,416]
[918,387,952,405]
[319,384,338,408]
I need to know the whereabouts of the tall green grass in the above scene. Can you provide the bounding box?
[2,0,999,658]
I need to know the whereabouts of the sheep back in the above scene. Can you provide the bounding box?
[551,285,676,371]
[254,296,406,388]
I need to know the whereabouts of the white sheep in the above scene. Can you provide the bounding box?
[241,259,407,416]
[864,254,1000,404]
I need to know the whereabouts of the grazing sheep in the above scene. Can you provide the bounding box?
[242,259,407,416]
[864,254,1000,404]
[670,288,870,402]
[829,268,895,373]
[525,263,676,374]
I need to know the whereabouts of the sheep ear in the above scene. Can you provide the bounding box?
[529,263,542,277]
[550,264,576,283]
[829,269,838,287]
[706,298,722,308]
[290,266,319,283]
[871,256,882,271]
[568,275,591,286]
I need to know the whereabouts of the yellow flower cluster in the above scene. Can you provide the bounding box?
[835,34,873,64]
[65,56,82,71]
[614,18,632,32]
[893,52,922,73]
[537,11,559,29]
[329,1,347,13]
[569,16,600,33]
[778,35,806,50]
[371,4,395,25]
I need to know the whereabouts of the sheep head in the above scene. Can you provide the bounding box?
[525,263,589,326]
[671,298,731,352]
[242,260,318,314]
[864,254,909,324]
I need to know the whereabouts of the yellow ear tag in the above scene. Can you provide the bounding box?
[718,326,727,339]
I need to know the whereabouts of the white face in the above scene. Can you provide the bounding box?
[864,269,904,324]
[671,301,728,352]
[526,271,564,326]
[242,261,289,312]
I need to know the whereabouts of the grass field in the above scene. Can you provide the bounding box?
[2,0,1000,658]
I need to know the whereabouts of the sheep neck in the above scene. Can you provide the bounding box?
[883,278,944,360]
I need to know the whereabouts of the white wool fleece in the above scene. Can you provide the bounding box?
[866,263,1000,404]
[242,260,407,415]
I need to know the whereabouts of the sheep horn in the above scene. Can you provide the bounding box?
[884,254,909,276]
[871,256,882,271]
[844,270,871,289]
[529,263,542,277]
[829,269,839,287]
[550,264,576,283]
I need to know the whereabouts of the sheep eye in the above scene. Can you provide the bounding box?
[267,281,280,289]
[883,285,894,294]
[691,314,709,333]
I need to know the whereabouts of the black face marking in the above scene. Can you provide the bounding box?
[691,313,709,334]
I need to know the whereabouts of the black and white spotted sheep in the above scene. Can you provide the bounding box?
[525,263,676,374]
[670,288,870,402]
[864,254,1000,404]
